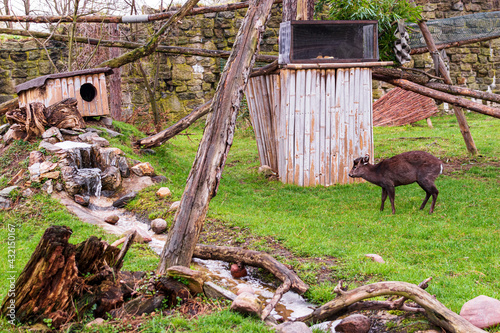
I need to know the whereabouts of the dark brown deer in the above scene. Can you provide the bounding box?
[348,151,443,214]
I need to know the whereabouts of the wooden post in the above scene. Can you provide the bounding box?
[418,21,478,155]
[157,0,276,272]
[109,23,122,121]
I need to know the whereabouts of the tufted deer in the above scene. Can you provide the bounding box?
[348,151,443,214]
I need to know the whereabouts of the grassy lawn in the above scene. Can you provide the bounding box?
[0,112,499,331]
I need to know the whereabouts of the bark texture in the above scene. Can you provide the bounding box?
[157,0,276,272]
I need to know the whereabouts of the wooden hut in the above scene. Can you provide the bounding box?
[15,67,114,117]
[245,21,392,186]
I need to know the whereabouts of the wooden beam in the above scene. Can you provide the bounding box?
[418,21,478,155]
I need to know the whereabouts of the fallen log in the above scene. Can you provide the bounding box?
[297,281,485,333]
[193,244,308,294]
[135,100,212,148]
[425,81,500,104]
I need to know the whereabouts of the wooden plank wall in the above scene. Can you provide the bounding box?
[245,67,374,186]
[18,73,110,117]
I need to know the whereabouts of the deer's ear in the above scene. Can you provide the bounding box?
[362,155,370,164]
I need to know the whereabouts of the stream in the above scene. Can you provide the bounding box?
[54,185,340,330]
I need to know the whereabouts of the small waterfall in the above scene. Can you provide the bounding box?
[78,168,102,197]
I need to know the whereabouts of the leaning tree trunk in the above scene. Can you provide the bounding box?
[157,0,276,272]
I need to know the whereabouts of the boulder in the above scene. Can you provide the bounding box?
[39,140,63,153]
[365,254,385,263]
[105,215,119,225]
[112,191,137,208]
[96,147,123,169]
[41,171,60,180]
[74,194,90,206]
[156,187,172,198]
[203,281,237,301]
[230,292,262,317]
[335,314,371,333]
[101,166,122,192]
[0,197,13,210]
[29,151,45,166]
[275,322,312,333]
[151,218,167,234]
[41,179,53,194]
[0,186,18,198]
[460,295,500,329]
[131,162,155,177]
[117,156,130,178]
[123,228,151,243]
[166,266,207,295]
[98,126,122,137]
[42,127,63,142]
[60,128,82,136]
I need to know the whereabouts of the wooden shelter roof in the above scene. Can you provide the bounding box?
[15,67,114,94]
[373,87,439,126]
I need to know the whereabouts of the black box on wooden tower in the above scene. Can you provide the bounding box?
[279,20,379,64]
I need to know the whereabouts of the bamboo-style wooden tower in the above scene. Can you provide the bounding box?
[246,63,391,186]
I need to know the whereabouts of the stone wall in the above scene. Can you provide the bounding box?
[1,0,499,123]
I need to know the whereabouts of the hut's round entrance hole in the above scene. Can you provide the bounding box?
[80,83,97,102]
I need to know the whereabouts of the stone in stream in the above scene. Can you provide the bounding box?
[112,191,137,208]
[335,314,371,333]
[101,166,122,192]
[104,215,119,225]
[74,194,90,206]
[460,295,500,329]
[117,156,130,178]
[230,292,263,317]
[275,322,312,333]
[151,218,167,234]
[203,281,237,301]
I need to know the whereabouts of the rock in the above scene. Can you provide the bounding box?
[41,180,53,194]
[460,295,500,329]
[141,148,156,155]
[112,191,137,208]
[98,126,122,139]
[78,131,99,142]
[0,186,18,198]
[22,188,35,197]
[29,151,45,166]
[335,314,371,333]
[96,147,123,169]
[258,165,276,177]
[452,1,464,11]
[152,175,168,183]
[39,140,63,153]
[59,128,82,136]
[365,254,385,263]
[41,171,60,180]
[91,136,110,147]
[275,322,312,333]
[117,156,130,178]
[203,281,237,301]
[151,218,167,234]
[236,285,254,295]
[124,228,151,243]
[3,124,26,144]
[54,182,64,192]
[167,266,207,295]
[169,201,181,212]
[105,215,119,225]
[86,318,105,327]
[231,262,247,279]
[74,194,90,206]
[110,295,165,318]
[131,162,155,177]
[42,127,64,142]
[156,187,172,198]
[101,117,113,127]
[0,197,13,210]
[230,292,262,317]
[44,137,59,145]
[101,166,122,192]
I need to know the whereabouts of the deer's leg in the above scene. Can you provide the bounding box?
[380,188,388,211]
[418,181,439,213]
[387,186,396,214]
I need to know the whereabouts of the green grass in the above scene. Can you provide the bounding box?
[1,112,499,331]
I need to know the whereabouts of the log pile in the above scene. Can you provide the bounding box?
[6,98,85,141]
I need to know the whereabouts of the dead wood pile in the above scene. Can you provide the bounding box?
[373,87,439,127]
[5,98,85,140]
